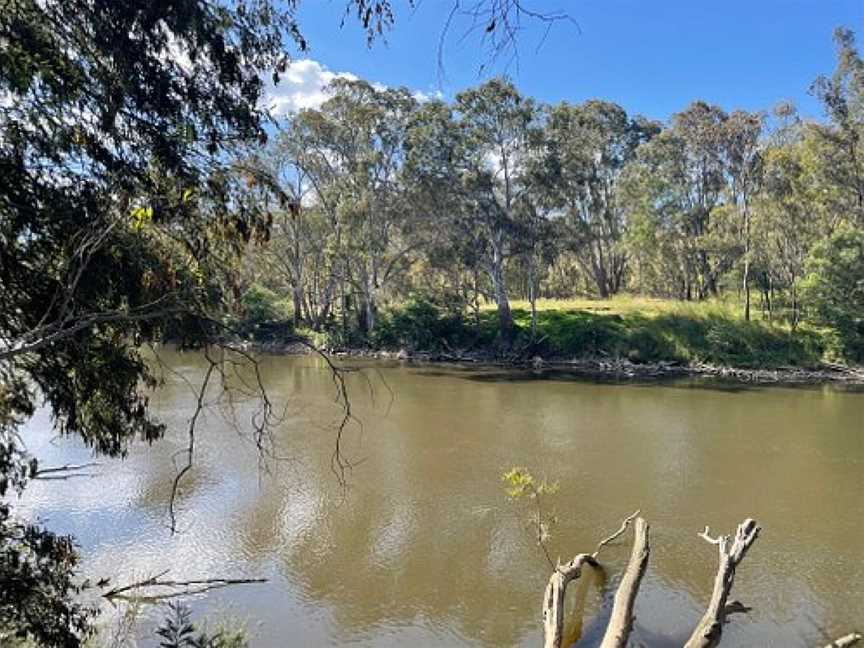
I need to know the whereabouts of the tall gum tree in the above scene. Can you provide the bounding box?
[282,79,419,334]
[532,100,659,298]
[454,78,538,345]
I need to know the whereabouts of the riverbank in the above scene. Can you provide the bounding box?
[245,296,864,385]
[250,340,864,386]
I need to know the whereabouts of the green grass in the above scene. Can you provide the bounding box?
[295,294,837,368]
[489,296,829,367]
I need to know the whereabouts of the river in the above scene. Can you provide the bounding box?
[17,350,864,646]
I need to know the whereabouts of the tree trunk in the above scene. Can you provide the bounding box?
[528,260,537,339]
[541,511,640,648]
[490,237,514,345]
[292,284,303,328]
[743,202,751,321]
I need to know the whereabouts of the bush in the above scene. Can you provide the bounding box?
[155,602,248,648]
[233,285,293,342]
[372,297,471,351]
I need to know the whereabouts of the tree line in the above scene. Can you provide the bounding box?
[238,28,864,357]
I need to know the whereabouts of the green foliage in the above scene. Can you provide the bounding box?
[501,467,559,499]
[800,227,864,361]
[372,297,472,351]
[501,304,825,367]
[232,285,293,342]
[0,505,95,648]
[501,467,559,557]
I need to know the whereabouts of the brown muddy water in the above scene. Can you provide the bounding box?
[17,350,864,646]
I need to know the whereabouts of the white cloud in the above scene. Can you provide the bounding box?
[261,59,448,117]
[262,59,357,116]
[412,89,444,103]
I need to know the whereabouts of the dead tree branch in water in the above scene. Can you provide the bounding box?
[598,516,650,648]
[103,570,266,602]
[538,514,859,647]
[33,462,100,480]
[684,518,761,648]
[541,514,773,648]
[541,510,640,648]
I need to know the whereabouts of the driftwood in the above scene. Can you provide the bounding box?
[542,515,858,647]
[824,633,863,648]
[683,519,760,648]
[538,515,854,648]
[598,517,650,648]
[541,510,640,648]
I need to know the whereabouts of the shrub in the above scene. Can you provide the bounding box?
[233,285,293,342]
[372,297,470,351]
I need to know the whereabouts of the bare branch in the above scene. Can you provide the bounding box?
[593,509,641,557]
[437,0,577,79]
[33,462,100,481]
[103,570,265,602]
[167,351,217,534]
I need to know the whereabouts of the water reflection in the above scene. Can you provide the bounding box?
[16,351,864,647]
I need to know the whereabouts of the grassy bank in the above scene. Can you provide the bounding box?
[362,295,837,369]
[239,288,845,369]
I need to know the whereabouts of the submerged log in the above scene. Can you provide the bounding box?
[683,518,761,648]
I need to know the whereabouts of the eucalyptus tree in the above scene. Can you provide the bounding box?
[723,110,764,320]
[403,99,491,318]
[284,79,420,334]
[622,102,739,300]
[809,27,864,227]
[533,100,658,298]
[453,78,539,344]
[752,137,816,325]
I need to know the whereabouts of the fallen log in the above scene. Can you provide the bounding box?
[598,517,650,648]
[683,518,760,648]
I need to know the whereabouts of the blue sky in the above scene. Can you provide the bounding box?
[266,1,864,122]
